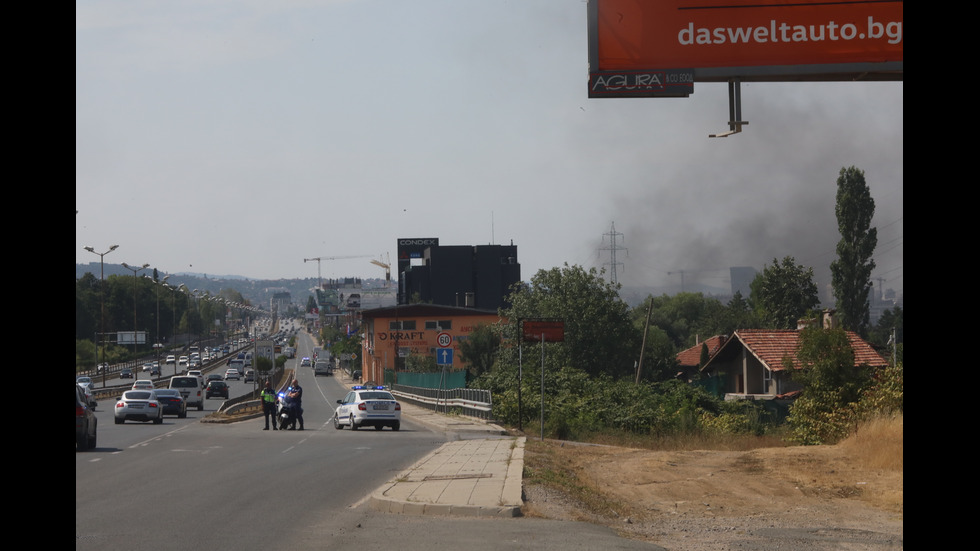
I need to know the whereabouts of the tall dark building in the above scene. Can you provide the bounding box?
[397,238,520,311]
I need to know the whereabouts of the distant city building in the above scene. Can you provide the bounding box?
[270,291,291,314]
[729,266,758,298]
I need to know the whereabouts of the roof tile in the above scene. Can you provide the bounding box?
[734,329,887,371]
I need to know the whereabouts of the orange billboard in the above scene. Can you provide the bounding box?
[588,0,903,89]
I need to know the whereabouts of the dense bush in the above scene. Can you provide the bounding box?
[475,365,778,440]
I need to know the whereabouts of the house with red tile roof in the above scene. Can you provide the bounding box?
[698,313,887,400]
[675,335,728,382]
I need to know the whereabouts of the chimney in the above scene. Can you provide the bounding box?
[822,309,838,329]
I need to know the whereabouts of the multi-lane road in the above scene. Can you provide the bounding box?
[76,328,660,551]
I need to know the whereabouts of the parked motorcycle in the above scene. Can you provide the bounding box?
[277,392,299,430]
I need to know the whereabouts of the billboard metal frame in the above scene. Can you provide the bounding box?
[587,0,903,136]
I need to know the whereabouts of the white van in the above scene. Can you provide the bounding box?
[169,375,205,411]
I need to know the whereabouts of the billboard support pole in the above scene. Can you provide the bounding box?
[710,79,749,138]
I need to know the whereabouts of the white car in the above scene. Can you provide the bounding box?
[224,368,241,381]
[76,380,97,408]
[114,390,163,424]
[165,355,176,364]
[132,380,155,391]
[178,356,189,366]
[142,362,155,372]
[333,386,401,431]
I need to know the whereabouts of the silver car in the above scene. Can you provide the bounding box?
[114,390,163,424]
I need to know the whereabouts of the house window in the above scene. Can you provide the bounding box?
[389,320,416,331]
[425,320,452,330]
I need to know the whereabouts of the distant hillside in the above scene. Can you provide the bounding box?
[77,263,737,312]
[75,263,392,310]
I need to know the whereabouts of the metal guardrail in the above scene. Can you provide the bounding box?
[85,346,253,402]
[391,384,494,421]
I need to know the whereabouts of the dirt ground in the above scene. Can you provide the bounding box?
[520,440,904,550]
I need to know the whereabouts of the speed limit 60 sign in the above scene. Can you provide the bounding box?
[437,332,453,348]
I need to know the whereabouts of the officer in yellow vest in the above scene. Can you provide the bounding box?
[260,380,278,430]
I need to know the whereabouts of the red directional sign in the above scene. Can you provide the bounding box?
[522,320,565,343]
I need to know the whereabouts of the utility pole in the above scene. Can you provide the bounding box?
[598,222,626,284]
[668,270,688,293]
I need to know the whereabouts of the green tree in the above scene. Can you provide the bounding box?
[857,362,903,416]
[254,355,273,375]
[405,351,438,372]
[645,292,727,349]
[634,324,677,382]
[503,264,637,379]
[699,342,710,368]
[749,256,820,329]
[830,166,878,337]
[868,305,902,363]
[458,323,501,378]
[724,290,759,331]
[786,326,873,444]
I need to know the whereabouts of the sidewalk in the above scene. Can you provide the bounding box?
[337,372,525,518]
[369,434,525,517]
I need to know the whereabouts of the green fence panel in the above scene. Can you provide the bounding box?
[388,370,467,390]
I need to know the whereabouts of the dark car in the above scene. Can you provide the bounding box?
[206,380,229,399]
[153,389,188,418]
[119,369,134,379]
[76,385,98,451]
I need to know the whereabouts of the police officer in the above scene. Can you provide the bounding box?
[287,378,304,430]
[260,380,278,430]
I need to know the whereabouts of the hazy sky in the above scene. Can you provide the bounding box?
[76,0,903,299]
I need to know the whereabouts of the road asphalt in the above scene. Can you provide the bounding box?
[219,369,526,518]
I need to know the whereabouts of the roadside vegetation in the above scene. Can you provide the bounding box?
[464,166,901,450]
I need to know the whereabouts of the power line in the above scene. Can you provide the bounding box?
[598,222,627,284]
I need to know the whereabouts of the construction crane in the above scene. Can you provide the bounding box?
[371,253,391,286]
[304,255,372,289]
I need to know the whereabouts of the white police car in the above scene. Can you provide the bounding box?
[333,386,401,431]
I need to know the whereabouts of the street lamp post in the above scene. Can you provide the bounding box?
[84,245,119,387]
[121,262,150,362]
[164,282,179,376]
[149,274,170,374]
